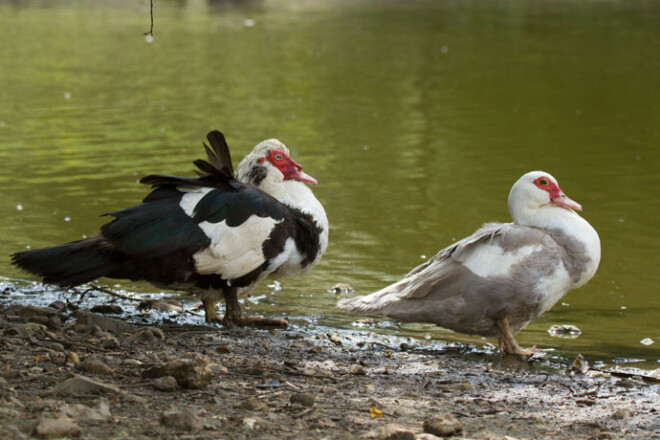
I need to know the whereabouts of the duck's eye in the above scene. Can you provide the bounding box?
[539,178,549,186]
[274,153,283,161]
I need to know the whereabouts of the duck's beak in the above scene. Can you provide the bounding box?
[288,159,318,185]
[551,191,582,211]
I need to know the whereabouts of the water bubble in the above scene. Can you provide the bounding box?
[640,338,654,346]
[64,216,71,222]
[621,306,627,310]
[26,245,31,249]
[16,204,23,211]
[420,254,427,259]
[145,34,154,44]
[244,18,255,27]
[64,92,72,100]
[561,302,570,306]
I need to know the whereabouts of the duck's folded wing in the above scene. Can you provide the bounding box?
[338,223,560,316]
[102,184,288,280]
[403,222,556,299]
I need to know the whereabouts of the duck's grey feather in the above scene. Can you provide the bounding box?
[338,222,576,336]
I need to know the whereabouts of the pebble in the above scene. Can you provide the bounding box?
[153,376,179,392]
[290,393,315,407]
[350,364,367,375]
[570,354,589,374]
[328,333,343,346]
[142,353,216,389]
[47,315,62,330]
[242,416,265,430]
[369,423,416,440]
[423,414,463,437]
[239,397,269,411]
[612,408,632,419]
[65,351,81,365]
[90,304,124,314]
[32,417,82,439]
[130,326,166,343]
[51,375,122,397]
[139,298,184,313]
[57,399,113,422]
[48,350,66,364]
[74,311,134,334]
[101,335,121,350]
[77,358,115,376]
[159,408,203,432]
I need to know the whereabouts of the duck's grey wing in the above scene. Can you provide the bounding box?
[338,222,562,331]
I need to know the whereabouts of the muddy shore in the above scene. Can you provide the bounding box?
[0,290,659,440]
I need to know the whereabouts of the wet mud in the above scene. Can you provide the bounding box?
[0,282,659,439]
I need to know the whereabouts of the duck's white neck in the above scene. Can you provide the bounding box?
[514,205,601,287]
[261,176,329,252]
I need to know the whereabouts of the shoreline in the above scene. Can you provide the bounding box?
[1,296,659,439]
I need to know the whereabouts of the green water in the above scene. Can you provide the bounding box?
[1,0,659,369]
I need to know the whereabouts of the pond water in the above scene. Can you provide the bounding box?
[1,0,658,369]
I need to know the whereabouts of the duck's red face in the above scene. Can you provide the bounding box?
[258,149,318,185]
[534,176,582,211]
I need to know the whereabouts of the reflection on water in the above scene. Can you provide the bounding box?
[0,0,658,369]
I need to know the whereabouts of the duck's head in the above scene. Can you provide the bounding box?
[508,171,582,225]
[236,139,317,187]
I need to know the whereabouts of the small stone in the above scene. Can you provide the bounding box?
[438,381,473,391]
[350,364,367,375]
[328,333,343,346]
[57,399,113,422]
[239,397,268,411]
[423,414,462,437]
[570,354,589,374]
[46,341,66,353]
[130,326,165,343]
[139,299,183,313]
[77,358,115,376]
[415,434,443,440]
[65,351,81,365]
[47,315,62,330]
[48,350,66,365]
[368,424,416,440]
[547,324,581,338]
[48,301,66,311]
[242,416,265,430]
[160,408,203,432]
[50,375,122,397]
[290,393,315,407]
[74,311,133,334]
[90,305,123,314]
[33,417,82,438]
[612,408,632,419]
[101,335,121,350]
[153,376,179,392]
[142,353,216,389]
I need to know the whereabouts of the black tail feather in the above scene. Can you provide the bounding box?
[204,130,234,176]
[11,237,113,288]
[140,130,235,189]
